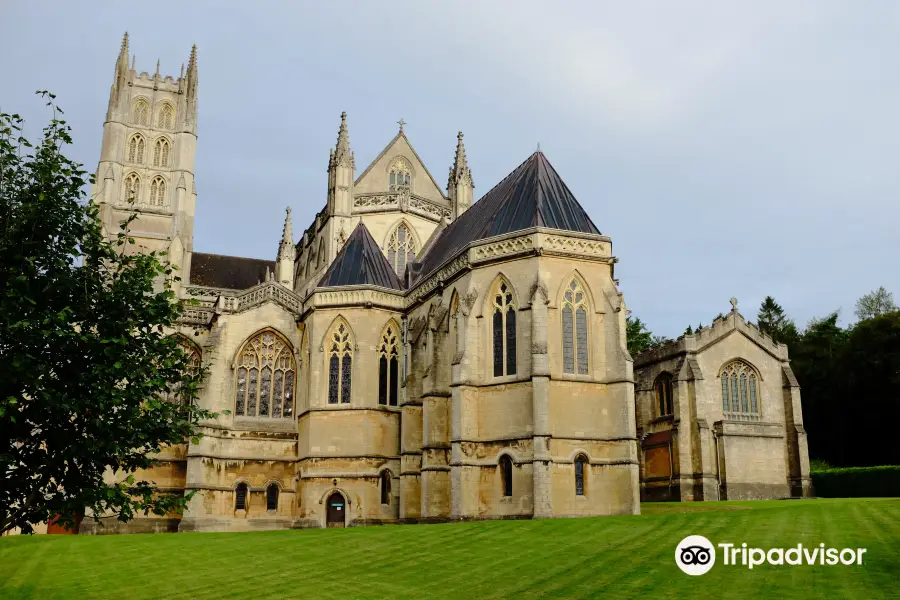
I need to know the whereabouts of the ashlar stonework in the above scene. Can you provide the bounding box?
[76,35,810,534]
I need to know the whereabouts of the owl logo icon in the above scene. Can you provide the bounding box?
[675,535,716,575]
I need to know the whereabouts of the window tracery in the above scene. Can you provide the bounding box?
[149,176,167,207]
[654,373,674,417]
[720,360,760,419]
[492,280,517,377]
[156,104,174,129]
[132,99,150,126]
[235,329,296,418]
[327,321,353,404]
[123,172,141,204]
[386,223,416,278]
[389,158,411,190]
[128,134,145,164]
[378,322,400,407]
[153,138,170,167]
[562,279,589,374]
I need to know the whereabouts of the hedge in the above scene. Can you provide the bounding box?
[810,466,900,498]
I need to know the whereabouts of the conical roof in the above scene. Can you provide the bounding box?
[318,222,403,290]
[414,151,600,282]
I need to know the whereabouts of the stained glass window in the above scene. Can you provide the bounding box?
[234,329,296,418]
[492,280,517,378]
[562,279,590,375]
[575,455,586,496]
[720,361,761,419]
[328,321,354,404]
[379,356,388,405]
[387,223,417,277]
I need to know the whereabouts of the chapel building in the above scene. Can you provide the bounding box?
[79,35,810,534]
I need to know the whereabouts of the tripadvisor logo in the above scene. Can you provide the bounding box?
[675,536,867,576]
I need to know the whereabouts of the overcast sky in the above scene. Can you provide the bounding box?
[3,1,898,338]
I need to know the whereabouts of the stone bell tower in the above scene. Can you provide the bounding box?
[91,33,199,290]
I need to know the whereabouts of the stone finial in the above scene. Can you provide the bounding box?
[730,297,738,311]
[119,31,129,61]
[397,118,406,132]
[155,59,161,78]
[448,130,473,190]
[277,207,295,261]
[333,112,353,168]
[176,174,186,190]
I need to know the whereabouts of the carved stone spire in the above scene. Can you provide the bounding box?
[182,44,199,126]
[108,32,130,116]
[448,131,474,219]
[278,207,295,261]
[333,111,354,169]
[275,207,296,288]
[448,131,473,189]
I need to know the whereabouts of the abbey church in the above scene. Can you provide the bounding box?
[80,35,812,534]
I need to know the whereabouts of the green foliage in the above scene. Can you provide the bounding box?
[683,325,693,335]
[0,93,215,535]
[626,315,653,356]
[854,286,897,322]
[809,458,832,471]
[810,466,900,498]
[757,295,800,346]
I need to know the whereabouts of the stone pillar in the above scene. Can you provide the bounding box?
[450,287,478,518]
[782,364,812,497]
[530,280,552,518]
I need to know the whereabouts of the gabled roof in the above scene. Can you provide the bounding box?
[414,151,601,282]
[354,129,446,199]
[318,222,404,290]
[189,253,276,290]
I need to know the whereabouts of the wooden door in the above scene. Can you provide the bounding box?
[326,492,345,528]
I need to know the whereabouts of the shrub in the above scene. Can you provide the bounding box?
[810,466,900,497]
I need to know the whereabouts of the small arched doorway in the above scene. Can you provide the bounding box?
[326,492,346,528]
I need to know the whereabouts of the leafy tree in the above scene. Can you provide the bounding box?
[683,325,693,335]
[0,94,214,535]
[790,312,848,466]
[626,315,654,356]
[839,311,900,466]
[650,334,670,348]
[757,296,800,346]
[855,286,898,322]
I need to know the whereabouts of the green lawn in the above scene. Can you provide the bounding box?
[1,498,898,599]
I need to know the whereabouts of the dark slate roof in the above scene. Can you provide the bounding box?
[414,151,600,283]
[318,222,404,290]
[189,252,276,290]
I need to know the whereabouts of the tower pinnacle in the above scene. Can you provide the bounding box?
[278,207,295,261]
[333,111,353,168]
[448,131,474,219]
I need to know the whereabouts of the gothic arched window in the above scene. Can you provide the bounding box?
[266,484,279,511]
[157,104,174,129]
[378,322,400,406]
[123,172,141,204]
[235,329,296,418]
[575,455,587,496]
[389,158,411,190]
[132,99,150,126]
[386,223,416,278]
[380,471,392,505]
[562,278,589,375]
[153,138,170,167]
[654,372,674,417]
[149,176,167,207]
[128,134,145,164]
[720,360,760,419]
[327,321,353,404]
[499,455,513,497]
[491,279,517,377]
[235,483,248,510]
